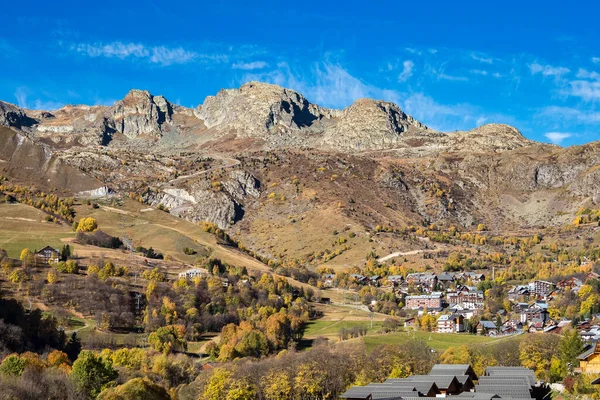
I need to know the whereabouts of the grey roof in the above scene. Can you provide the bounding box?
[484,367,536,386]
[475,383,532,399]
[430,364,478,380]
[577,343,596,360]
[456,393,501,400]
[478,376,531,386]
[406,375,459,390]
[479,320,497,329]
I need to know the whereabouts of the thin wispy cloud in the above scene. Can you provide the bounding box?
[545,131,572,145]
[232,61,269,70]
[14,87,28,108]
[73,42,149,59]
[529,62,570,78]
[397,60,414,82]
[70,41,222,66]
[150,46,197,65]
[438,73,469,82]
[405,47,422,56]
[471,52,493,64]
[576,68,600,80]
[536,106,600,125]
[13,86,63,110]
[471,69,488,76]
[593,57,600,64]
[567,79,600,101]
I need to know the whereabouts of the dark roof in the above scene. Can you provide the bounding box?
[430,363,478,380]
[479,321,497,329]
[577,343,597,360]
[484,367,536,386]
[475,383,532,399]
[36,246,59,254]
[406,375,459,390]
[456,393,501,400]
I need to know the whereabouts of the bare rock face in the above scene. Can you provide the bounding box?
[322,99,429,150]
[0,101,32,128]
[111,89,173,139]
[195,81,337,141]
[447,124,533,153]
[145,169,261,228]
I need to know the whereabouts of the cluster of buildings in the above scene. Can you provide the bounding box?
[341,364,548,400]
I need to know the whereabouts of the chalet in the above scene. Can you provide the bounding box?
[404,317,417,329]
[323,274,336,287]
[437,272,456,285]
[461,271,485,283]
[369,275,381,286]
[477,320,498,336]
[349,274,367,284]
[587,272,600,282]
[178,268,209,279]
[406,272,438,292]
[448,304,478,319]
[340,364,540,400]
[577,342,600,374]
[527,318,545,332]
[405,375,464,395]
[437,314,465,333]
[430,364,478,381]
[387,275,404,284]
[557,277,583,291]
[478,367,539,399]
[35,246,60,264]
[405,293,442,311]
[508,285,531,301]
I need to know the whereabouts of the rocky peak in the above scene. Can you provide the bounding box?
[0,101,34,128]
[447,123,534,152]
[320,98,430,151]
[195,81,337,137]
[111,89,174,139]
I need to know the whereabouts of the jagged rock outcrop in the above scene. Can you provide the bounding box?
[112,89,173,139]
[144,170,261,228]
[195,81,337,138]
[322,98,429,150]
[447,124,534,153]
[77,186,115,198]
[0,101,33,128]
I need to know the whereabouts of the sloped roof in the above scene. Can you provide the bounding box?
[429,364,478,380]
[577,343,597,360]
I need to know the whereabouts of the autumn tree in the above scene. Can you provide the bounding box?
[76,217,98,232]
[148,325,187,354]
[71,350,118,398]
[519,333,561,380]
[97,377,170,400]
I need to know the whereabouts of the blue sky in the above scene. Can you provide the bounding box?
[1,1,600,146]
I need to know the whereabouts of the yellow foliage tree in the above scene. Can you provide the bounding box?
[47,271,58,284]
[76,217,98,232]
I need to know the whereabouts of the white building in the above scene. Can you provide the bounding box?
[178,268,209,279]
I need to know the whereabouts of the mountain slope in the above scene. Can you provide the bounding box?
[0,82,598,266]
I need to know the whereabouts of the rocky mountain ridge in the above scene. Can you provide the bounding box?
[0,82,534,154]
